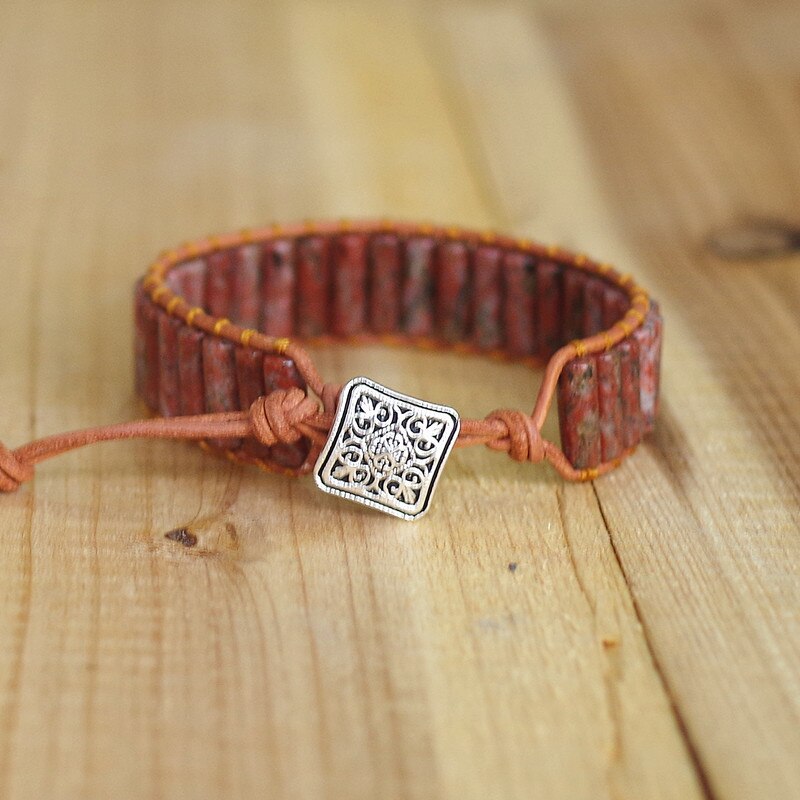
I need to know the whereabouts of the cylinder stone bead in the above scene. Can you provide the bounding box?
[436,240,471,343]
[232,245,261,328]
[177,327,205,417]
[263,355,311,470]
[602,286,629,329]
[235,347,272,460]
[202,338,242,450]
[472,246,503,350]
[296,235,330,338]
[596,349,624,462]
[633,303,663,434]
[167,258,207,307]
[157,313,183,417]
[260,238,296,337]
[369,233,402,334]
[502,251,537,357]
[536,261,563,358]
[401,236,436,337]
[331,233,368,337]
[558,356,602,470]
[141,295,161,411]
[583,277,607,338]
[205,251,235,319]
[617,338,642,449]
[562,268,588,344]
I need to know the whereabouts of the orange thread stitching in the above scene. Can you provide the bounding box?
[166,296,181,315]
[572,340,588,357]
[240,328,257,347]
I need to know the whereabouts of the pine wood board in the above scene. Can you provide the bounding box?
[0,1,797,798]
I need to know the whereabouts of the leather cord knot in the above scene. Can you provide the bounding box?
[0,442,34,492]
[320,382,342,415]
[249,388,321,447]
[485,409,545,463]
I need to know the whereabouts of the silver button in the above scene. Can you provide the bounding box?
[314,377,460,520]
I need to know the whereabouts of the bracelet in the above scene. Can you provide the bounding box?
[0,219,661,521]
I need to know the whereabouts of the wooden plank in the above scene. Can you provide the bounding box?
[430,2,800,799]
[1,1,796,799]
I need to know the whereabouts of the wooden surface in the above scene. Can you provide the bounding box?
[0,1,798,798]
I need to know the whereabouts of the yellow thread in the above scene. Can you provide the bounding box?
[301,220,315,234]
[618,273,633,286]
[273,337,291,354]
[603,332,614,351]
[572,339,588,357]
[142,275,159,290]
[546,244,559,258]
[186,307,203,326]
[480,230,497,244]
[254,457,284,477]
[213,318,230,336]
[240,328,257,347]
[574,253,587,267]
[339,218,352,231]
[446,226,461,239]
[596,262,613,274]
[166,296,181,314]
[151,285,169,302]
[517,238,533,250]
[239,228,254,243]
[419,223,434,235]
[628,308,645,323]
[617,320,632,337]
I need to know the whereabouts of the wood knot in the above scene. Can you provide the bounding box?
[706,219,800,260]
[165,527,197,547]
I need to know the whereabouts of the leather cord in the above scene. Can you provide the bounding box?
[0,379,561,492]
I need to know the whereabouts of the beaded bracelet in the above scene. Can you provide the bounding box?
[0,220,661,520]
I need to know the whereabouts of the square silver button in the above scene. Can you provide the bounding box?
[314,377,460,520]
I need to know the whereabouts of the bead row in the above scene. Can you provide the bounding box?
[137,220,659,476]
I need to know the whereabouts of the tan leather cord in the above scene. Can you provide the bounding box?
[0,387,334,493]
[0,219,655,494]
[0,343,624,492]
[0,381,559,492]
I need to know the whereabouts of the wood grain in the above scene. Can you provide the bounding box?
[0,1,797,799]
